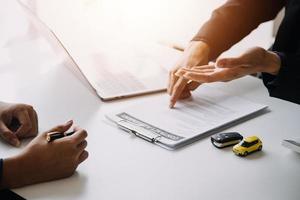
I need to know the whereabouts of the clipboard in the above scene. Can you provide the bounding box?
[105,85,267,150]
[106,112,183,150]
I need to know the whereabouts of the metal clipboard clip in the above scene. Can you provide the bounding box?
[117,120,161,143]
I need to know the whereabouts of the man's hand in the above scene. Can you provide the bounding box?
[1,120,89,188]
[176,47,281,84]
[0,102,38,147]
[168,41,210,108]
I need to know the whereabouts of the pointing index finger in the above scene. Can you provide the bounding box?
[168,64,181,95]
[169,77,188,108]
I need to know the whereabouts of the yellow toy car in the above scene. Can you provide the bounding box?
[232,136,262,156]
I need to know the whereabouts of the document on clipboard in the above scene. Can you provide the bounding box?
[106,85,267,150]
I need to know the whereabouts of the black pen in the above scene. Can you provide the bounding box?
[46,131,75,142]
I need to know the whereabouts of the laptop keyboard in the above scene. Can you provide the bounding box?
[95,70,146,96]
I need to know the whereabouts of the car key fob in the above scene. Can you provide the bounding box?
[211,132,243,148]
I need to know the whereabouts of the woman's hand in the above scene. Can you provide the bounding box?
[168,41,210,108]
[1,120,89,189]
[176,47,281,83]
[0,102,38,147]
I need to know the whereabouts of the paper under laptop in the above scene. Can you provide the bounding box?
[106,85,267,150]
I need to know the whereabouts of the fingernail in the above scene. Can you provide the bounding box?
[12,138,21,147]
[169,101,175,109]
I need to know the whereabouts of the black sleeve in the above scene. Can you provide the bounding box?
[193,0,285,60]
[262,52,300,104]
[0,158,3,183]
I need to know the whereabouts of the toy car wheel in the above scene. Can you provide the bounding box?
[258,145,262,151]
[243,151,248,156]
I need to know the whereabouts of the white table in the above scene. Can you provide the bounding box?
[1,1,300,200]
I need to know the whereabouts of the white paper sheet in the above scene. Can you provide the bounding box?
[107,85,267,149]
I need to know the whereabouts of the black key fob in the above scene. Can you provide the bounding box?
[211,132,243,148]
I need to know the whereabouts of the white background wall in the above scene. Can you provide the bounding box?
[18,0,275,58]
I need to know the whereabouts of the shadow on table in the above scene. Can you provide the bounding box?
[207,142,266,160]
[15,172,88,199]
[238,150,266,160]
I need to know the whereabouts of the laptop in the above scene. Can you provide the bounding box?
[56,38,182,101]
[20,1,183,101]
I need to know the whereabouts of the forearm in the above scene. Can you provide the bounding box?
[193,0,285,60]
[0,155,26,189]
[0,156,25,189]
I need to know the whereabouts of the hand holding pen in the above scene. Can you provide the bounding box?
[46,131,75,142]
[1,120,89,188]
